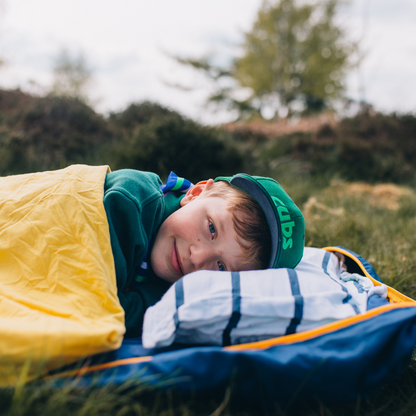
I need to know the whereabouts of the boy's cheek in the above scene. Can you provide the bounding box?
[150,239,177,283]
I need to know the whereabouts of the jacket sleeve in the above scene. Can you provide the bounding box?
[103,170,167,336]
[117,281,170,337]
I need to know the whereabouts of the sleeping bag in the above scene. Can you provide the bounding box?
[47,247,416,406]
[0,165,125,385]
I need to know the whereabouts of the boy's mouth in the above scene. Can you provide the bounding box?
[171,241,184,276]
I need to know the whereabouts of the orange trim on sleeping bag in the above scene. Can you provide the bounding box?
[226,302,416,351]
[46,356,153,379]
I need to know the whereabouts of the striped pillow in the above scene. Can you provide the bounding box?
[142,248,387,348]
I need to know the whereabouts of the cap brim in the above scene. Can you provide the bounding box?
[229,174,282,268]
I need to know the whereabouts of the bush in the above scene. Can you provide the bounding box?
[0,93,243,180]
[0,90,112,175]
[112,113,243,182]
[108,101,178,129]
[253,112,416,183]
[4,88,415,185]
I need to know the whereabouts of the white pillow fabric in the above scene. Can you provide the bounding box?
[142,247,387,348]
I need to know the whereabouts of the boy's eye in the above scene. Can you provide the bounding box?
[209,221,216,238]
[218,262,226,272]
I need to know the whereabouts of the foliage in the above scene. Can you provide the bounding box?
[0,89,111,175]
[2,88,416,185]
[173,0,352,119]
[110,105,243,182]
[0,91,243,182]
[250,112,416,183]
[235,0,351,116]
[108,101,178,129]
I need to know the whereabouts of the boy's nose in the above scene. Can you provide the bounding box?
[189,243,217,272]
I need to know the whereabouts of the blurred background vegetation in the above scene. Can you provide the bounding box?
[1,87,416,187]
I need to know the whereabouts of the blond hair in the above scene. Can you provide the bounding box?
[202,181,271,270]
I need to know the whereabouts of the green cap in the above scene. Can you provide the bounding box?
[215,173,305,269]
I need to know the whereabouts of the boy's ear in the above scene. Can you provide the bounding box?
[180,179,214,207]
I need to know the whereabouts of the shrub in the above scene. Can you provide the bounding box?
[254,112,416,183]
[0,89,112,175]
[108,101,178,130]
[112,113,243,182]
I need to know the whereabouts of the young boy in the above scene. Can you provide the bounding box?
[104,169,305,337]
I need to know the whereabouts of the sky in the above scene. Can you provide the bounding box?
[0,0,415,124]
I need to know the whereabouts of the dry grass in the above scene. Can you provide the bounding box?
[223,112,336,139]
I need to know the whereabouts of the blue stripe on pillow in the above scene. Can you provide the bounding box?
[173,278,185,328]
[285,269,304,335]
[222,272,241,346]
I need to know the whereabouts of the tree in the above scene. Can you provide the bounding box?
[174,0,352,119]
[236,0,351,117]
[50,48,93,103]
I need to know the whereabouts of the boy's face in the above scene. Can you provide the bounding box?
[150,179,256,283]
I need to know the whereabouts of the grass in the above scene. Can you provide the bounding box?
[285,176,416,297]
[1,174,416,416]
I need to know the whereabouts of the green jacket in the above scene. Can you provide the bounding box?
[103,169,183,337]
